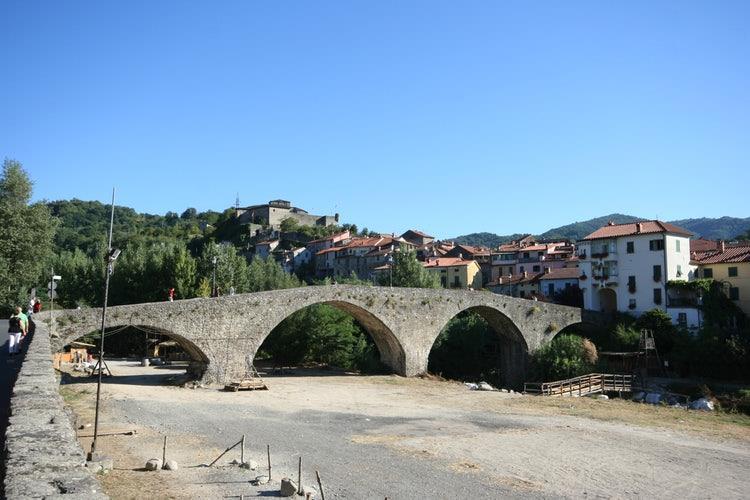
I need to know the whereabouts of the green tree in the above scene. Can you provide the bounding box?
[379,249,439,288]
[0,159,58,312]
[165,245,197,299]
[279,217,300,233]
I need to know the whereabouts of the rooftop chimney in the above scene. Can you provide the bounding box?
[608,220,615,226]
[545,267,552,274]
[523,271,528,278]
[720,240,725,253]
[636,222,643,233]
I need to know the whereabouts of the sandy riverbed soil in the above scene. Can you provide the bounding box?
[59,360,750,499]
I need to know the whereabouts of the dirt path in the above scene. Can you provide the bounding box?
[60,361,750,499]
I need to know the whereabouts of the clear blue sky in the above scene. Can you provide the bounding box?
[2,1,748,238]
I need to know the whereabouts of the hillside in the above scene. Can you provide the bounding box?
[452,214,750,247]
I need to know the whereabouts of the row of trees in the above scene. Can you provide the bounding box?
[48,242,302,309]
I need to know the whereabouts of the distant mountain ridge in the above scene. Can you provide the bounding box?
[450,214,750,248]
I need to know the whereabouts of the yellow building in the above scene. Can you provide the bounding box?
[423,258,483,290]
[694,243,750,316]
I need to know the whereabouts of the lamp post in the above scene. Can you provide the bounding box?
[212,256,218,297]
[89,188,120,460]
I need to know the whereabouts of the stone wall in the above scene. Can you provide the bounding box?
[4,322,107,499]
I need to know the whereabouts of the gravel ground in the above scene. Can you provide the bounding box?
[61,360,750,499]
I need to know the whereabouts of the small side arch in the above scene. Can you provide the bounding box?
[59,323,211,381]
[255,300,407,375]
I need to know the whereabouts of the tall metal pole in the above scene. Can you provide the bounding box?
[50,267,55,337]
[91,188,116,457]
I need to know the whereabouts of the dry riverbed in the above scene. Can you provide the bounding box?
[59,360,750,499]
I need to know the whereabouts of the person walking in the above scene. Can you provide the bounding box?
[8,307,26,356]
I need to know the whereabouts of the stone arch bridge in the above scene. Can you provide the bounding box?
[46,285,604,387]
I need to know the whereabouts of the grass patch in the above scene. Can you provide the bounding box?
[59,386,91,405]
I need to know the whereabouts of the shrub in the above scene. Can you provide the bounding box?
[531,334,597,381]
[613,324,640,350]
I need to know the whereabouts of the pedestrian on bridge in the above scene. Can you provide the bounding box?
[8,307,26,356]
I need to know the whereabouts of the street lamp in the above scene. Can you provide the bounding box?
[90,189,120,461]
[212,256,218,297]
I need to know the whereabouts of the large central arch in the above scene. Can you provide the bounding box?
[429,305,530,388]
[253,300,407,374]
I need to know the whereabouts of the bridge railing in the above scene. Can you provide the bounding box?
[524,373,634,397]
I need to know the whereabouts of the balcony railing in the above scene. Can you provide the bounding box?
[591,251,609,259]
[667,298,699,308]
[517,257,541,263]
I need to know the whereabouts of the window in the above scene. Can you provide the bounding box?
[520,290,526,298]
[532,265,540,272]
[703,268,713,278]
[538,252,544,257]
[730,287,740,301]
[626,241,634,254]
[676,264,682,277]
[548,283,554,296]
[678,313,687,328]
[628,299,636,310]
[653,288,662,304]
[675,240,681,252]
[728,267,738,277]
[628,276,636,293]
[523,252,530,259]
[653,265,662,282]
[520,266,525,273]
[649,239,664,251]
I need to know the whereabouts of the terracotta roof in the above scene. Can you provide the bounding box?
[402,229,434,239]
[693,243,750,264]
[690,238,719,253]
[450,244,490,256]
[423,258,477,268]
[538,267,581,280]
[497,244,519,252]
[307,231,350,244]
[315,247,340,256]
[582,220,692,240]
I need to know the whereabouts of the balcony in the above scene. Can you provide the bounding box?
[517,257,541,263]
[590,251,609,259]
[667,298,699,308]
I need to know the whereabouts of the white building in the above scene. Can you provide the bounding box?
[577,221,698,327]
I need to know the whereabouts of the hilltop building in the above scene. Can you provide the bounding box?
[235,199,338,230]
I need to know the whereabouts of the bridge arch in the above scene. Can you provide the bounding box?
[429,305,529,388]
[254,299,406,374]
[58,323,211,381]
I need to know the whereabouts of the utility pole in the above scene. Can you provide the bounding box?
[90,188,119,460]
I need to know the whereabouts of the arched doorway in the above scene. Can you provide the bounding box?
[428,306,529,389]
[598,288,617,313]
[255,301,405,376]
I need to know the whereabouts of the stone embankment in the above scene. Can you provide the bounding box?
[4,322,107,499]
